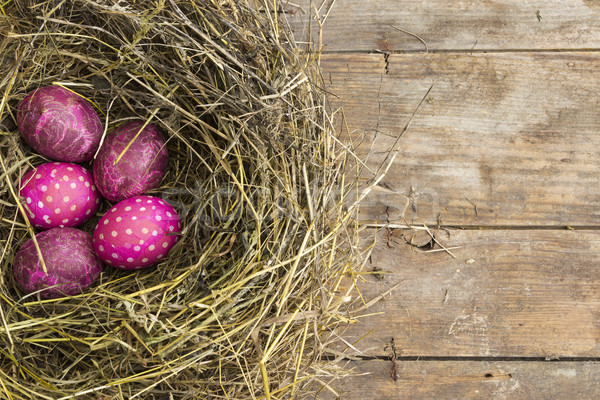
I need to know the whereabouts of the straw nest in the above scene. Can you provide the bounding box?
[0,1,365,399]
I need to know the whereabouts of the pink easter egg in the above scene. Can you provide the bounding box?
[93,121,168,202]
[13,227,103,299]
[20,162,101,229]
[92,195,181,270]
[17,86,103,162]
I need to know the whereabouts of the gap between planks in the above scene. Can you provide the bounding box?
[313,48,600,54]
[366,225,600,231]
[321,355,600,362]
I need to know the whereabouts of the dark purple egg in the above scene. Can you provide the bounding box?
[17,86,103,162]
[93,121,168,202]
[20,162,101,229]
[13,227,103,299]
[92,195,181,270]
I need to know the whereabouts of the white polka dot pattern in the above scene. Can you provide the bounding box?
[20,162,101,229]
[92,195,181,270]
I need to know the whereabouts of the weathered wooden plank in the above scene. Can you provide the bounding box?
[320,52,600,226]
[286,0,600,52]
[331,229,600,357]
[314,360,600,399]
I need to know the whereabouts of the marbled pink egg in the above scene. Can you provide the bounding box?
[20,162,101,229]
[93,195,181,270]
[13,227,103,299]
[93,121,168,202]
[17,86,103,162]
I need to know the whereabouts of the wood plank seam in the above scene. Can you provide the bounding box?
[322,355,600,362]
[311,48,600,54]
[366,224,600,230]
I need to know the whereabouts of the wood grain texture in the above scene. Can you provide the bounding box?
[332,229,600,358]
[319,52,600,226]
[287,4,600,399]
[314,360,600,399]
[286,0,600,52]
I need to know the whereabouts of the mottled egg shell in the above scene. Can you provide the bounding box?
[93,121,168,202]
[17,86,103,162]
[13,227,103,299]
[93,196,181,270]
[20,162,101,229]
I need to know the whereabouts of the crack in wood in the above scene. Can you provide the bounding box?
[384,337,401,382]
[383,52,390,74]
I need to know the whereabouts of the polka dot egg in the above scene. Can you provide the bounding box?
[93,195,181,270]
[20,162,101,229]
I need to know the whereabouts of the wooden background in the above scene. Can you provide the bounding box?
[287,1,600,398]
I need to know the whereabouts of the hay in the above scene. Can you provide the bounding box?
[0,1,366,399]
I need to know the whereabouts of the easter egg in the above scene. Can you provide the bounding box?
[17,86,103,162]
[93,121,168,202]
[13,227,103,299]
[20,162,101,229]
[92,195,181,270]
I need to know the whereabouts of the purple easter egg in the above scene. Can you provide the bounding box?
[17,86,103,162]
[93,195,181,270]
[93,121,168,202]
[20,162,101,229]
[13,227,103,299]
